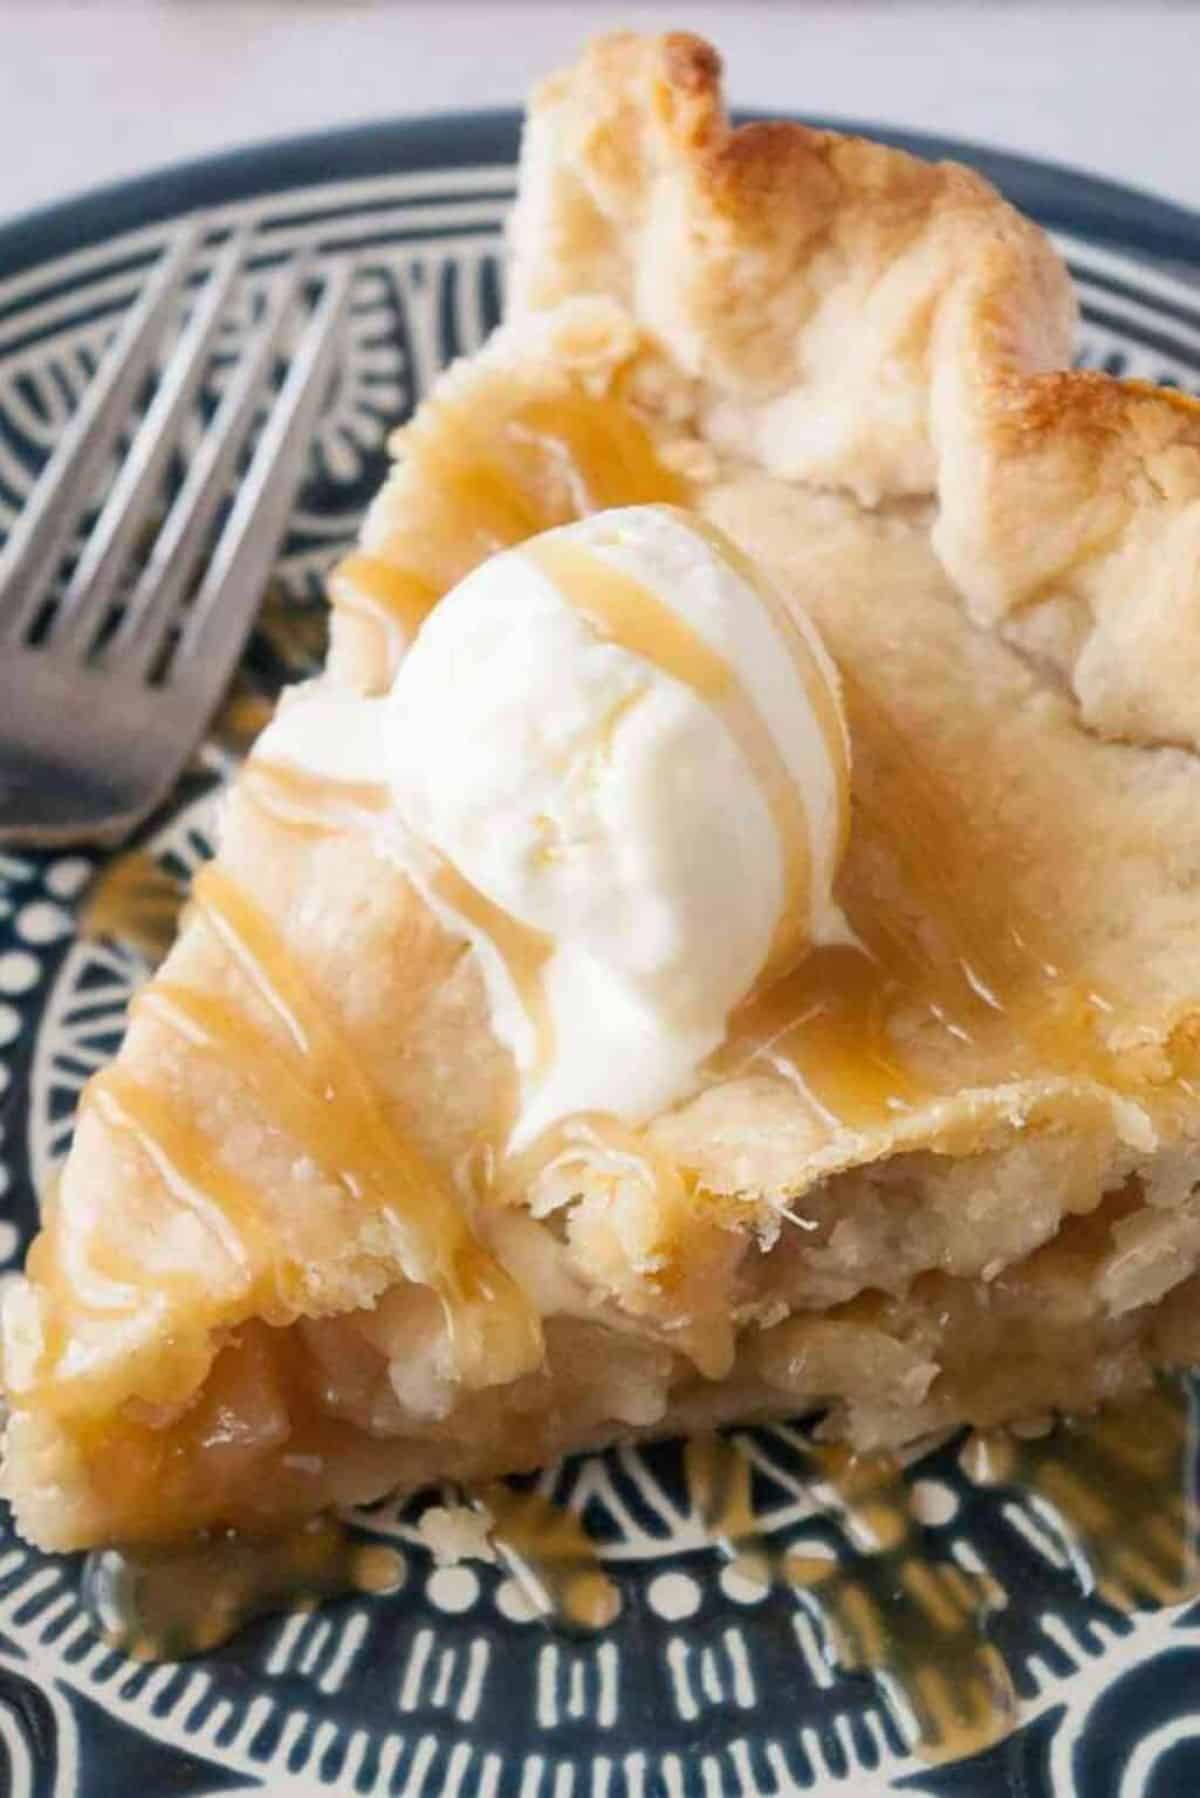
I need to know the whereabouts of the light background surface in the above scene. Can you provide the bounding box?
[0,1,1197,226]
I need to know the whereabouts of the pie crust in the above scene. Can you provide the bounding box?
[6,32,1200,1551]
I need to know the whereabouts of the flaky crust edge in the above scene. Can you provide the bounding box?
[507,30,1200,752]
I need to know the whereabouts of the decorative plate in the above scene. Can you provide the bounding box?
[0,114,1199,1798]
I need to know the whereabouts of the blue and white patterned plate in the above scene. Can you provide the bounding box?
[1,114,1199,1798]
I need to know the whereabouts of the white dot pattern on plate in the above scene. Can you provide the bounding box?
[426,1565,480,1614]
[647,1571,701,1621]
[16,902,71,946]
[909,1478,960,1527]
[494,1576,539,1624]
[719,1558,770,1606]
[0,951,39,995]
[46,857,93,899]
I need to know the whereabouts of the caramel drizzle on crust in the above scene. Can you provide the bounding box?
[240,758,556,1085]
[513,30,1200,754]
[185,865,542,1382]
[328,554,440,649]
[240,758,388,837]
[326,386,686,678]
[64,865,543,1398]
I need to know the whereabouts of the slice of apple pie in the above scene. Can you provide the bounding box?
[7,31,1200,1552]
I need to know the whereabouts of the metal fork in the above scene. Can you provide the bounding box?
[0,218,353,845]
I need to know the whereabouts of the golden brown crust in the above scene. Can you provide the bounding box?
[510,33,1072,451]
[9,31,1200,1550]
[511,31,1200,752]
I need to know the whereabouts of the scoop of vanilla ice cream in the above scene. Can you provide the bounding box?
[254,505,850,1147]
[383,505,849,1147]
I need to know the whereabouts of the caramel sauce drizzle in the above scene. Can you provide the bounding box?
[721,669,1139,1132]
[77,852,188,971]
[241,760,556,1084]
[88,1066,276,1294]
[327,386,686,660]
[49,855,542,1400]
[85,1517,404,1661]
[82,1486,615,1663]
[527,532,816,976]
[168,863,542,1388]
[329,552,439,647]
[240,757,388,839]
[688,512,852,870]
[83,1377,1199,1775]
[676,1384,1200,1762]
[724,940,933,1131]
[480,1482,621,1629]
[682,1431,995,1763]
[412,387,687,537]
[23,1082,284,1399]
[425,853,556,1083]
[23,1179,143,1381]
[508,392,688,513]
[966,1376,1200,1612]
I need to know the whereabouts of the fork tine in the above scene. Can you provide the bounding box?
[53,227,250,656]
[112,252,312,674]
[0,219,206,641]
[173,260,354,679]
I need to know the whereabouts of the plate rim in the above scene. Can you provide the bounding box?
[0,107,1196,284]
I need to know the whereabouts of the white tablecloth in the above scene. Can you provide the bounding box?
[0,1,1197,227]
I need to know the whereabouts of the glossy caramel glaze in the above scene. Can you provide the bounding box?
[718,664,1165,1136]
[426,853,557,1086]
[84,1515,403,1660]
[84,1376,1198,1775]
[78,852,188,971]
[481,1481,622,1628]
[179,865,541,1389]
[328,385,686,661]
[527,531,817,973]
[683,1384,1199,1764]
